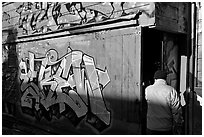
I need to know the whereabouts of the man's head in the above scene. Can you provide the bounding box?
[154,70,167,80]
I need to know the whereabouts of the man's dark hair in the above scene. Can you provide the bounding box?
[154,70,167,80]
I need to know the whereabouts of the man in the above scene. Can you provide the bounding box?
[145,70,183,135]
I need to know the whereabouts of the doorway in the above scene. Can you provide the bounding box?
[141,27,163,134]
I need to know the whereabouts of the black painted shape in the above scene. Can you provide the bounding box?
[86,112,109,132]
[61,104,85,127]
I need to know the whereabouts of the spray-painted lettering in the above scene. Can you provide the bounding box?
[19,47,111,132]
[9,2,150,36]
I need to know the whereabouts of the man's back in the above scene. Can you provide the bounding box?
[145,79,178,131]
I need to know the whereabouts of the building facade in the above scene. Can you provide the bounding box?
[2,2,201,135]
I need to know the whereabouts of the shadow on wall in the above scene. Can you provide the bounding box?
[1,30,143,134]
[2,28,19,116]
[3,73,202,135]
[2,92,141,135]
[5,89,202,135]
[3,44,141,135]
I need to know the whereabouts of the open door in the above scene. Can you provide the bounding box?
[141,27,163,134]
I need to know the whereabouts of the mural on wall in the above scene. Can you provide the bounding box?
[163,35,178,89]
[3,2,155,36]
[19,46,111,132]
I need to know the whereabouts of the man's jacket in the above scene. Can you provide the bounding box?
[145,79,182,131]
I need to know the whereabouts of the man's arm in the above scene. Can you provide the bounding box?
[170,89,182,122]
[169,89,183,134]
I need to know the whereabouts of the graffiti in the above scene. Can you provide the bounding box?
[8,2,151,35]
[2,2,156,36]
[3,12,10,23]
[14,2,126,35]
[19,47,111,132]
[163,35,178,89]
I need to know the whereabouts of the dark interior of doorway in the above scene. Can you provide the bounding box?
[141,27,163,134]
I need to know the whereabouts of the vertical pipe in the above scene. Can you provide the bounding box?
[185,2,192,135]
[140,27,145,134]
[161,41,164,70]
[191,2,197,135]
